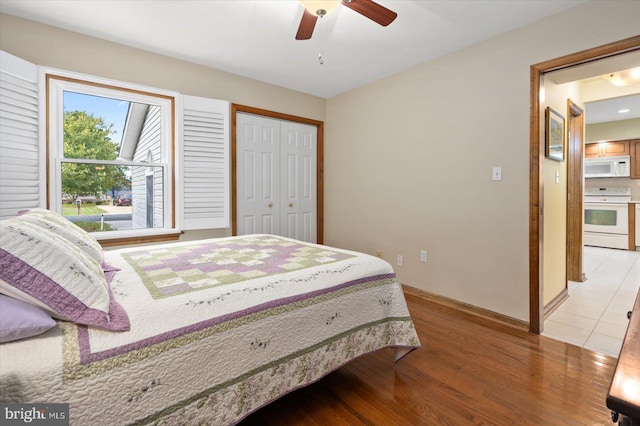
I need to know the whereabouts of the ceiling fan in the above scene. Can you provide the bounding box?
[296,0,397,40]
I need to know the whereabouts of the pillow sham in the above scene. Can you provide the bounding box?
[0,294,56,343]
[17,208,104,265]
[0,217,129,331]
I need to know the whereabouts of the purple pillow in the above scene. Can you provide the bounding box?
[0,294,56,343]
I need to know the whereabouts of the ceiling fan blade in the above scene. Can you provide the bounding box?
[295,9,318,40]
[342,0,397,26]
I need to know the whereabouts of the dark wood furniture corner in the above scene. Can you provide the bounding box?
[607,289,640,425]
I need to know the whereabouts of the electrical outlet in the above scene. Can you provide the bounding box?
[397,255,403,267]
[420,250,427,263]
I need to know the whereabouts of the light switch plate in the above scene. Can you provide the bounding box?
[492,166,502,181]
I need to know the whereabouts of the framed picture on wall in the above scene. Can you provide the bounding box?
[545,107,565,161]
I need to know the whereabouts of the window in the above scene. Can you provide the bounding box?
[1,50,230,238]
[47,74,176,240]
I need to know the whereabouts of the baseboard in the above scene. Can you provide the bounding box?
[543,288,569,319]
[402,285,529,332]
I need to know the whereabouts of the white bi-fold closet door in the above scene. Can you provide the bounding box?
[236,112,317,243]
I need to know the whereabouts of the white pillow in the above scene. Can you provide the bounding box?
[17,208,104,265]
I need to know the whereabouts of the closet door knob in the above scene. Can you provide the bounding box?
[289,203,294,207]
[268,203,273,208]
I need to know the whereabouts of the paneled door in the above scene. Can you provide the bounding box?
[236,113,280,235]
[280,120,317,242]
[236,113,317,242]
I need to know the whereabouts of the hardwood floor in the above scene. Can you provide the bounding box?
[240,291,617,425]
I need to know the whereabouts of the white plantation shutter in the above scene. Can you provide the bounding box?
[0,51,42,220]
[182,95,229,230]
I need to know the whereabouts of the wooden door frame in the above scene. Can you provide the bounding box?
[565,99,585,284]
[231,104,324,244]
[529,36,640,334]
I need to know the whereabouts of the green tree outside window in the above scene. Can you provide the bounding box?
[61,110,129,198]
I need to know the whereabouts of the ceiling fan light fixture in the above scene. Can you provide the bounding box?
[301,0,342,17]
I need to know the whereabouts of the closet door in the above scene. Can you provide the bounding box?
[236,113,280,235]
[236,113,317,243]
[280,121,317,242]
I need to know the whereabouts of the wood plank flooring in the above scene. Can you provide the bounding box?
[240,291,618,425]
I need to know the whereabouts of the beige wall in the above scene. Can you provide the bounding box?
[324,1,640,321]
[0,13,326,241]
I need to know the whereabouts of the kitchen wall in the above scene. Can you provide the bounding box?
[324,1,640,322]
[586,118,640,143]
[0,13,326,241]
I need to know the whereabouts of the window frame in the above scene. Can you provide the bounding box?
[45,71,178,244]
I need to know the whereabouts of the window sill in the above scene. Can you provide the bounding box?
[95,230,182,248]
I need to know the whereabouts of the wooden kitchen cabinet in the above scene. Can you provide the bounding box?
[585,140,630,158]
[630,139,640,179]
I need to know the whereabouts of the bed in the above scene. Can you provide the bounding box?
[0,209,420,425]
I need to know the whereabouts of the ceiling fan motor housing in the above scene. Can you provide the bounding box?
[296,0,397,40]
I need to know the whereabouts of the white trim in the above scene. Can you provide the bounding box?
[37,64,46,209]
[174,94,184,231]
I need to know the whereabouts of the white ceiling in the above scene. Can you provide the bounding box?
[0,0,585,99]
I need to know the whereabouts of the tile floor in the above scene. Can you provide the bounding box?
[543,246,640,358]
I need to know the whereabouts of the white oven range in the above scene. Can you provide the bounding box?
[584,187,631,250]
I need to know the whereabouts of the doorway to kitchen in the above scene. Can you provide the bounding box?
[529,35,640,334]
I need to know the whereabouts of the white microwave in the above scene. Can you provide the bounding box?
[584,155,630,178]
